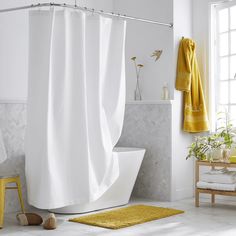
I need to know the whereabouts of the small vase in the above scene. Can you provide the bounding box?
[206,149,214,162]
[134,79,142,101]
[222,148,231,163]
[212,149,222,161]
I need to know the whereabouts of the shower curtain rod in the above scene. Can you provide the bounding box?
[0,2,173,28]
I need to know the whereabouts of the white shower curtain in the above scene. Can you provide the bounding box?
[25,8,126,209]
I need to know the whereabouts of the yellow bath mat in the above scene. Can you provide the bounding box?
[69,204,184,229]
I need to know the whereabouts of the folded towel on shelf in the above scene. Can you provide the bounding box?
[201,168,236,184]
[197,181,236,191]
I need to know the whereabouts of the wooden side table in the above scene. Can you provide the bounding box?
[195,161,236,207]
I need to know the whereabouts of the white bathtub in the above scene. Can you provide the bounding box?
[51,147,145,214]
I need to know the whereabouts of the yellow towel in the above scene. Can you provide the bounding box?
[176,38,209,133]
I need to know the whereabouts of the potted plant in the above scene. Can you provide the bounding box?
[186,112,236,162]
[186,134,222,161]
[217,112,236,162]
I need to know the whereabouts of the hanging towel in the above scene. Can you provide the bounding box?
[0,130,7,164]
[175,38,209,132]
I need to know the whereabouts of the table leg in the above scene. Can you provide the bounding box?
[16,177,25,213]
[195,189,200,207]
[195,161,200,207]
[211,193,215,205]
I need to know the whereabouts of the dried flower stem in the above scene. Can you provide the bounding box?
[133,60,141,99]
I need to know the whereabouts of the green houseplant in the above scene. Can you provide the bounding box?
[186,112,236,162]
[186,134,222,161]
[217,112,235,162]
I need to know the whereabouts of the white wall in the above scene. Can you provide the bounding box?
[0,0,113,101]
[113,0,174,101]
[171,0,194,201]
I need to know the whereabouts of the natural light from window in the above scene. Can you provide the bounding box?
[212,1,236,129]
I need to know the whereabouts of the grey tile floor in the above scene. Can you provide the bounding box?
[1,198,236,236]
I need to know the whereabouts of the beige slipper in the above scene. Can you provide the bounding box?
[16,213,43,226]
[43,213,57,230]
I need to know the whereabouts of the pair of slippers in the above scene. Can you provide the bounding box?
[16,212,57,230]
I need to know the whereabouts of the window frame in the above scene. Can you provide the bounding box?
[211,0,236,131]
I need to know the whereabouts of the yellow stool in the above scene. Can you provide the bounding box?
[0,175,25,229]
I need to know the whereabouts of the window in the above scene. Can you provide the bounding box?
[211,1,236,128]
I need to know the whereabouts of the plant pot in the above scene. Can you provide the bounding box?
[134,82,142,101]
[206,149,214,162]
[222,148,231,163]
[212,149,222,161]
